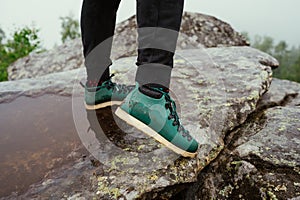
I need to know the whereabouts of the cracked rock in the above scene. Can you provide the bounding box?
[184,79,300,200]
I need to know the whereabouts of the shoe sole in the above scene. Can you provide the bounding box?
[85,101,122,110]
[115,107,197,158]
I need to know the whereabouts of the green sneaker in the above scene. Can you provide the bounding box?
[115,84,199,158]
[81,75,134,110]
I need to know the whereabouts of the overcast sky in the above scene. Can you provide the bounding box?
[1,0,299,49]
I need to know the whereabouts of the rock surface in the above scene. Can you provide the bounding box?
[0,46,283,199]
[177,78,300,200]
[180,12,248,47]
[7,12,248,81]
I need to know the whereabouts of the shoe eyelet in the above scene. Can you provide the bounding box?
[165,104,169,109]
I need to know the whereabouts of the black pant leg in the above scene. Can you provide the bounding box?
[135,0,184,88]
[81,0,121,81]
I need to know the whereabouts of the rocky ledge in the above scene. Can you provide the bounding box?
[4,46,300,200]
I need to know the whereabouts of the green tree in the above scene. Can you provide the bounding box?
[6,27,41,59]
[241,31,250,43]
[0,27,7,81]
[0,27,5,42]
[272,41,289,78]
[274,41,288,55]
[272,44,300,83]
[252,35,274,54]
[0,26,41,82]
[60,14,80,43]
[245,32,300,83]
[290,54,300,82]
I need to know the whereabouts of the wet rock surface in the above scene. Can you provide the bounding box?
[0,46,286,199]
[0,95,88,198]
[7,12,248,81]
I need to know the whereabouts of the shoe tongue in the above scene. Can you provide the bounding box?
[139,84,169,99]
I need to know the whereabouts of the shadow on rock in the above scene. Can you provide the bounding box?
[85,106,160,153]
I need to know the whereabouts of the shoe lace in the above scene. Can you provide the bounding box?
[80,74,133,94]
[150,87,193,141]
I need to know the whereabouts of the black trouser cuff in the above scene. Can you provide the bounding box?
[86,62,111,82]
[135,63,172,89]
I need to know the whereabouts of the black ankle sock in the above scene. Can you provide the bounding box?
[86,79,103,88]
[86,68,110,87]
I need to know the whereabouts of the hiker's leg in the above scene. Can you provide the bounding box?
[135,0,184,88]
[115,0,198,157]
[81,0,121,84]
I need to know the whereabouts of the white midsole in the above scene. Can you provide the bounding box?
[115,107,197,158]
[85,101,122,110]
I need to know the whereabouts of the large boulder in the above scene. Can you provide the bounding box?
[0,46,278,199]
[7,12,248,81]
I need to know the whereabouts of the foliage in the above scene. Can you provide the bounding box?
[241,31,250,43]
[252,35,274,55]
[0,28,5,42]
[0,26,41,82]
[60,14,80,43]
[243,33,300,83]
